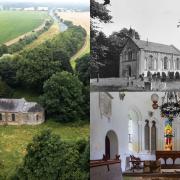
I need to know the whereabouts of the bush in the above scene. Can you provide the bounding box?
[0,79,13,98]
[157,72,161,79]
[161,72,167,82]
[40,71,84,122]
[147,71,152,77]
[13,130,89,180]
[152,72,157,81]
[175,71,180,80]
[168,71,174,80]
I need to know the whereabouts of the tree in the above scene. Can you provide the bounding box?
[14,130,88,180]
[40,71,84,122]
[0,54,20,87]
[0,44,8,57]
[90,0,112,79]
[76,54,90,86]
[0,79,13,98]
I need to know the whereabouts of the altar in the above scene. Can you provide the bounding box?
[156,151,180,165]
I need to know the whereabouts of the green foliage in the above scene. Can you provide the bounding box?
[0,120,89,178]
[40,71,84,122]
[0,79,13,98]
[0,44,8,57]
[76,53,90,86]
[0,54,20,87]
[13,130,89,180]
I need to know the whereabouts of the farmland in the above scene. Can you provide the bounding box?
[0,11,49,44]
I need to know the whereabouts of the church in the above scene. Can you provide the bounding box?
[120,37,180,77]
[90,91,180,179]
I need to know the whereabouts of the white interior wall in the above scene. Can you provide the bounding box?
[90,92,180,171]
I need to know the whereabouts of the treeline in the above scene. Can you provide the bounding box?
[0,25,89,122]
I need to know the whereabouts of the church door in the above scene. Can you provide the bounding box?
[105,135,110,159]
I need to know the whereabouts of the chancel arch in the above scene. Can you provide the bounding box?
[105,130,118,159]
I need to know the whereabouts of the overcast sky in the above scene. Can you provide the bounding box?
[98,0,180,49]
[0,0,89,5]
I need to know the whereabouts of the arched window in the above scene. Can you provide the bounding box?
[12,114,15,121]
[176,58,180,70]
[144,120,150,150]
[128,51,132,61]
[0,113,2,121]
[164,57,168,70]
[151,121,156,152]
[145,58,148,70]
[36,115,39,121]
[128,117,133,151]
[148,55,153,70]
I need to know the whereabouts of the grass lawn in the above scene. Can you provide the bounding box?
[0,11,48,44]
[0,120,89,178]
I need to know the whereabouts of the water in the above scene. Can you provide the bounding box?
[49,9,68,32]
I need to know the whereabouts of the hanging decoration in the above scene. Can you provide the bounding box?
[151,91,180,151]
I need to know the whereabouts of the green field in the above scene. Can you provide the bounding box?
[0,11,48,44]
[0,120,89,178]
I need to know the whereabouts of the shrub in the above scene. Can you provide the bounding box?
[168,71,174,80]
[13,130,89,180]
[161,72,167,82]
[157,72,161,79]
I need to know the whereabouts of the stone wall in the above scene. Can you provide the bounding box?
[0,111,44,125]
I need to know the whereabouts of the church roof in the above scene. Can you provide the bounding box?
[0,98,44,113]
[132,39,180,55]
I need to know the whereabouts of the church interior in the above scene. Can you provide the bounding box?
[90,91,180,179]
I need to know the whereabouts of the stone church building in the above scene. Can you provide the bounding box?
[119,38,180,77]
[0,98,45,125]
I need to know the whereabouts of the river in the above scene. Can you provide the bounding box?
[49,9,68,32]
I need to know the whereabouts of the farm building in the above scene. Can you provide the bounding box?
[0,98,45,125]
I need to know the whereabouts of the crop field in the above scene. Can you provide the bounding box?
[0,11,48,44]
[0,120,89,178]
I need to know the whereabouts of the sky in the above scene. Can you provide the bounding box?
[98,0,180,49]
[0,0,89,5]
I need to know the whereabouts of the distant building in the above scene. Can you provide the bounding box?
[37,7,48,11]
[10,7,22,11]
[0,5,3,10]
[24,7,35,11]
[0,98,45,125]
